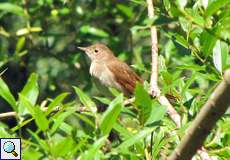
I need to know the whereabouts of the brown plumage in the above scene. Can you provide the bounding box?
[107,59,143,94]
[78,43,143,95]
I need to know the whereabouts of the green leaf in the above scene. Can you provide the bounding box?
[80,25,109,37]
[220,42,229,70]
[18,73,39,115]
[100,94,123,135]
[213,40,222,73]
[34,106,49,131]
[114,123,133,139]
[135,84,152,125]
[20,73,39,105]
[50,109,76,134]
[58,122,73,135]
[117,4,133,18]
[220,17,230,29]
[74,112,95,128]
[130,0,146,5]
[51,137,74,157]
[28,130,49,152]
[0,127,11,138]
[94,96,111,105]
[16,37,26,53]
[0,3,25,17]
[213,40,229,73]
[46,92,69,114]
[135,83,151,107]
[81,136,107,160]
[205,0,230,17]
[145,104,167,126]
[73,86,97,114]
[201,0,209,8]
[19,94,48,131]
[0,78,17,110]
[23,148,42,160]
[185,9,205,26]
[171,33,189,48]
[181,73,197,97]
[200,30,218,57]
[118,128,155,150]
[18,94,34,115]
[177,0,187,8]
[11,118,33,132]
[176,65,205,71]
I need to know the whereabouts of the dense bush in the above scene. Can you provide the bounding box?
[0,0,229,159]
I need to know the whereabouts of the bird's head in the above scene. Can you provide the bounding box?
[78,43,114,62]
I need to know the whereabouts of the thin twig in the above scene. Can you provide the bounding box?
[146,0,181,128]
[147,0,160,97]
[0,112,17,120]
[0,106,61,120]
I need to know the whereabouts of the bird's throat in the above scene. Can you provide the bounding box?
[90,61,123,92]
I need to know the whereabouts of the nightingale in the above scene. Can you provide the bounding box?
[78,43,143,96]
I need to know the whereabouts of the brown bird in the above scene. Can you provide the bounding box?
[78,43,143,95]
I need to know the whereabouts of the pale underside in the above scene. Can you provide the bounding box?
[90,61,124,92]
[89,59,143,95]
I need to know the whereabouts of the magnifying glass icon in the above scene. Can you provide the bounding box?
[3,141,18,157]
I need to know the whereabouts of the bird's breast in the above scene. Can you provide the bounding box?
[90,62,123,91]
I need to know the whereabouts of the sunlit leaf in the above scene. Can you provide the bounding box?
[73,86,97,114]
[118,128,155,150]
[100,94,123,135]
[220,42,229,70]
[16,28,30,36]
[177,0,187,8]
[200,30,218,57]
[117,4,133,18]
[94,96,111,105]
[213,40,222,73]
[34,106,49,131]
[51,137,74,157]
[28,130,49,152]
[145,103,166,126]
[18,94,34,115]
[20,73,39,105]
[50,109,76,134]
[201,0,209,9]
[0,78,17,110]
[135,84,152,125]
[0,3,25,17]
[80,25,108,38]
[18,73,39,115]
[16,37,26,53]
[46,92,69,114]
[205,0,230,17]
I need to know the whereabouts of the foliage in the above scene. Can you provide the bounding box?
[0,0,229,159]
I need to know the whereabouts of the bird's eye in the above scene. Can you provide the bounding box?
[94,49,98,53]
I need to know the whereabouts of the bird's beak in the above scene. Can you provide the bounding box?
[77,46,87,52]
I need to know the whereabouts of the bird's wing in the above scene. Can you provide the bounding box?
[107,59,143,94]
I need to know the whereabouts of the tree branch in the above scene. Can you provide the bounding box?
[146,0,181,128]
[168,69,230,160]
[147,0,159,97]
[0,112,17,120]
